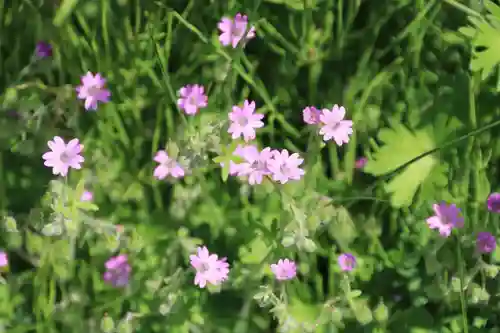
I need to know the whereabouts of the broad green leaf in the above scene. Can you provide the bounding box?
[350,299,373,325]
[239,237,270,265]
[459,1,500,80]
[364,124,447,207]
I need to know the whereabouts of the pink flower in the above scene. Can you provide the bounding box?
[267,149,305,184]
[42,136,84,177]
[0,251,8,268]
[271,259,296,281]
[76,72,111,111]
[355,157,368,169]
[476,232,496,254]
[302,106,321,125]
[319,105,353,146]
[218,13,256,48]
[238,147,274,185]
[103,254,131,287]
[228,100,264,142]
[426,202,464,237]
[190,246,230,288]
[153,150,184,180]
[338,253,357,272]
[80,190,93,202]
[177,84,208,115]
[487,192,500,213]
[220,144,258,176]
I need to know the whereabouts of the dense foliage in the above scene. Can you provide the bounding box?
[2,0,500,332]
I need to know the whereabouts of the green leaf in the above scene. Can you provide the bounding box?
[364,124,447,208]
[459,1,500,80]
[239,237,270,265]
[373,301,389,322]
[350,299,373,325]
[53,0,80,26]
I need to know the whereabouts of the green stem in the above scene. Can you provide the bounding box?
[456,235,469,333]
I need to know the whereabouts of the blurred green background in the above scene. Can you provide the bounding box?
[2,0,500,332]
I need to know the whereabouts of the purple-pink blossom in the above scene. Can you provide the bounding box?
[338,253,357,272]
[426,202,464,237]
[42,136,84,177]
[267,149,305,184]
[238,147,274,185]
[487,193,500,213]
[36,41,52,58]
[80,190,93,202]
[153,150,185,179]
[76,72,111,111]
[228,100,264,142]
[218,13,256,48]
[103,254,131,287]
[177,84,208,115]
[302,106,321,125]
[190,246,230,288]
[0,251,8,268]
[220,144,258,176]
[476,232,496,254]
[355,157,368,169]
[271,259,297,281]
[319,105,353,146]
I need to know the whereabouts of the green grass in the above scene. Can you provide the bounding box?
[2,0,500,332]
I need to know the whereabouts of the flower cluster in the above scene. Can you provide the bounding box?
[36,12,359,290]
[426,194,500,254]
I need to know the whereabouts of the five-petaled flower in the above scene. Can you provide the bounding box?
[319,105,353,146]
[218,13,256,48]
[76,72,111,111]
[228,100,264,142]
[190,246,230,288]
[80,190,93,202]
[0,251,8,268]
[338,253,357,272]
[476,232,496,254]
[487,192,500,213]
[271,258,297,281]
[153,150,185,180]
[302,106,321,125]
[36,41,52,58]
[177,84,208,115]
[103,254,131,287]
[426,202,464,237]
[238,146,274,185]
[42,136,84,177]
[267,149,305,184]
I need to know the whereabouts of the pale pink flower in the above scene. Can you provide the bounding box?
[238,147,274,185]
[153,150,184,179]
[103,254,131,287]
[302,106,321,125]
[228,100,264,142]
[220,144,258,176]
[177,84,208,115]
[267,149,305,184]
[338,253,357,272]
[271,259,297,281]
[218,13,256,48]
[80,190,93,202]
[0,251,8,268]
[76,72,111,111]
[319,105,353,146]
[426,202,464,237]
[42,136,84,177]
[190,246,230,288]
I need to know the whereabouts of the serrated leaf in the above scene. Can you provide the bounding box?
[239,237,270,265]
[460,1,500,80]
[364,124,448,208]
